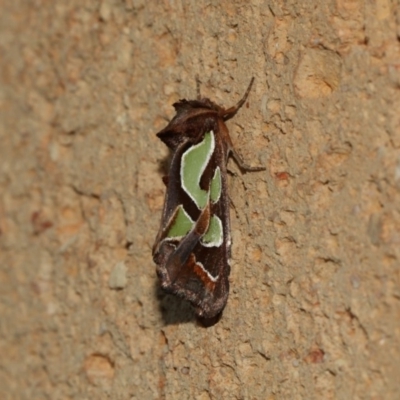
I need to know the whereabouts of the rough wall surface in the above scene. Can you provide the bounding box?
[1,0,399,399]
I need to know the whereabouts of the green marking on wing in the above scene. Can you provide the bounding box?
[201,215,223,247]
[210,167,221,203]
[181,131,215,210]
[167,205,194,238]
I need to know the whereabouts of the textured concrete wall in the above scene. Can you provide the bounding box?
[1,0,399,398]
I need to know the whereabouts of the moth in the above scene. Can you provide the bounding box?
[153,78,264,321]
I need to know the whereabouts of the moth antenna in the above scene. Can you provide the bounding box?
[195,75,202,99]
[222,77,255,121]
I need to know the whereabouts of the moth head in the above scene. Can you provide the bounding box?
[156,99,219,149]
[156,127,187,149]
[174,98,221,113]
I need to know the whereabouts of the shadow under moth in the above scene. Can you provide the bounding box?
[153,78,264,322]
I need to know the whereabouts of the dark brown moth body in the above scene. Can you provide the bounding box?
[153,78,263,320]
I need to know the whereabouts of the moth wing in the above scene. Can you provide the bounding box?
[153,124,232,318]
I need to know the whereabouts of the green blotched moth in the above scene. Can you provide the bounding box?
[152,78,264,322]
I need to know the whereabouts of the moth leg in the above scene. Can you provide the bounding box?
[230,148,265,172]
[162,176,169,186]
[228,193,237,212]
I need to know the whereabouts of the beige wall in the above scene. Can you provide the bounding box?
[1,0,399,398]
